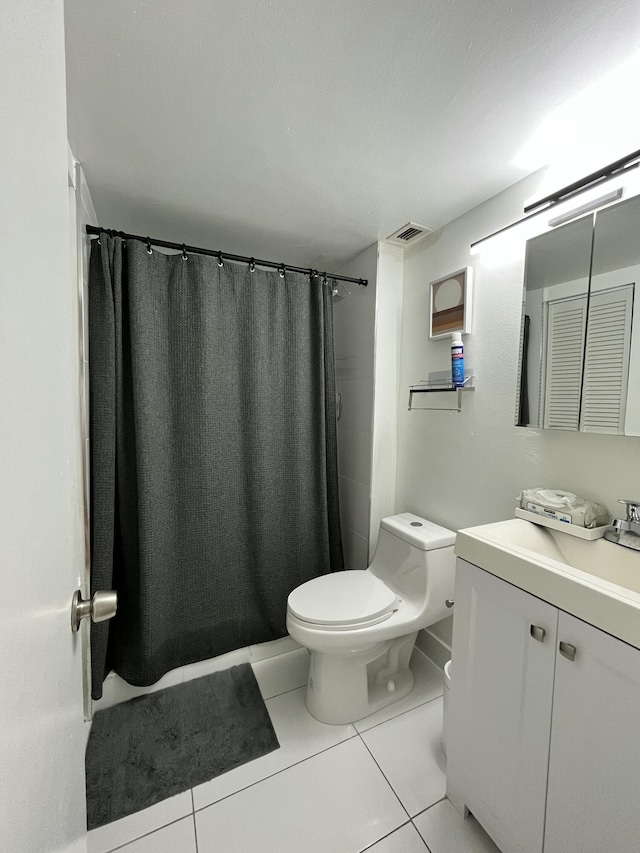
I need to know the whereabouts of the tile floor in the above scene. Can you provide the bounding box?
[88,647,500,853]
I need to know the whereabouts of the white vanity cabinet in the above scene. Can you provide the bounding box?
[544,610,640,853]
[447,557,640,853]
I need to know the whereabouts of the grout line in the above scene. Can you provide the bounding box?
[192,812,199,853]
[259,682,310,702]
[409,819,433,853]
[411,795,448,821]
[192,731,359,814]
[100,815,192,853]
[357,731,411,820]
[356,819,412,852]
[354,690,443,736]
[190,788,195,813]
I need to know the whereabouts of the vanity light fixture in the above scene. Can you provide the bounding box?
[547,187,623,227]
[470,147,640,252]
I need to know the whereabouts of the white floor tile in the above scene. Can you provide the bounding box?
[252,647,310,699]
[195,737,408,853]
[111,816,197,853]
[364,822,429,852]
[192,685,356,810]
[413,800,501,853]
[360,698,446,816]
[87,791,192,853]
[354,650,444,733]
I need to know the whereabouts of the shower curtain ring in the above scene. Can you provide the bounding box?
[182,244,188,260]
[249,258,256,273]
[218,252,224,268]
[278,264,285,278]
[146,237,153,255]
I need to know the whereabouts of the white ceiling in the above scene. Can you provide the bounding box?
[64,0,640,271]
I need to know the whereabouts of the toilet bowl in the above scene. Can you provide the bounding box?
[286,513,456,724]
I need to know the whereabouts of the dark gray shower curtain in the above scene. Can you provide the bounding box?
[89,234,343,699]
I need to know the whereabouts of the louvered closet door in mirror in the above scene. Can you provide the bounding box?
[587,195,640,436]
[542,296,588,430]
[580,286,633,434]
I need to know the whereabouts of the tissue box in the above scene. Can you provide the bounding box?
[516,489,610,539]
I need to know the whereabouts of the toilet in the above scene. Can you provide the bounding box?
[286,512,456,724]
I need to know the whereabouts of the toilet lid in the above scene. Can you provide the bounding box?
[288,571,398,627]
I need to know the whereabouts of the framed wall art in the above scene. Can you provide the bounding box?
[429,267,472,339]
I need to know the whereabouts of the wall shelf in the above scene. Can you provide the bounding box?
[408,373,475,411]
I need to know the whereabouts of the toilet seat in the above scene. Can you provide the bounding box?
[287,570,398,629]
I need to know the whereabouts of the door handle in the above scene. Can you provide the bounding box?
[530,625,545,643]
[71,589,117,632]
[559,641,577,661]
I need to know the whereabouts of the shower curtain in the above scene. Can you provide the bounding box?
[89,234,343,700]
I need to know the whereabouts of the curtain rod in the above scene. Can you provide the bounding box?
[85,225,367,287]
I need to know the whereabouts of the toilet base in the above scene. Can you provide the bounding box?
[305,631,418,724]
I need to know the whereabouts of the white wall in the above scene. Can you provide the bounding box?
[396,170,640,533]
[333,242,404,567]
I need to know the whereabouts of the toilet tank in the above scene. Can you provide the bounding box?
[369,513,456,603]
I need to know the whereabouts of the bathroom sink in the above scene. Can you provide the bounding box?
[455,518,640,649]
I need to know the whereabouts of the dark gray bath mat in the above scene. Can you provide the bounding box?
[85,663,279,829]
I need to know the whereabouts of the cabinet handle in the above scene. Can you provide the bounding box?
[559,641,577,661]
[530,625,545,643]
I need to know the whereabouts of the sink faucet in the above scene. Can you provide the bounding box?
[604,500,640,552]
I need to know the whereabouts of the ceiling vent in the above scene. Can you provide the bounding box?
[386,222,432,246]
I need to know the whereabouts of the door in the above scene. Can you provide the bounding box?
[544,612,640,853]
[0,2,88,851]
[579,284,633,434]
[542,295,588,430]
[447,559,558,853]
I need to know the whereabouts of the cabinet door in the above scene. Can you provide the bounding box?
[448,559,558,853]
[544,612,640,853]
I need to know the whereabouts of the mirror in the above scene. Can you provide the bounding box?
[516,194,639,435]
[517,215,594,430]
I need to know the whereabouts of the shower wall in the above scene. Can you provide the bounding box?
[333,242,404,567]
[333,245,377,568]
